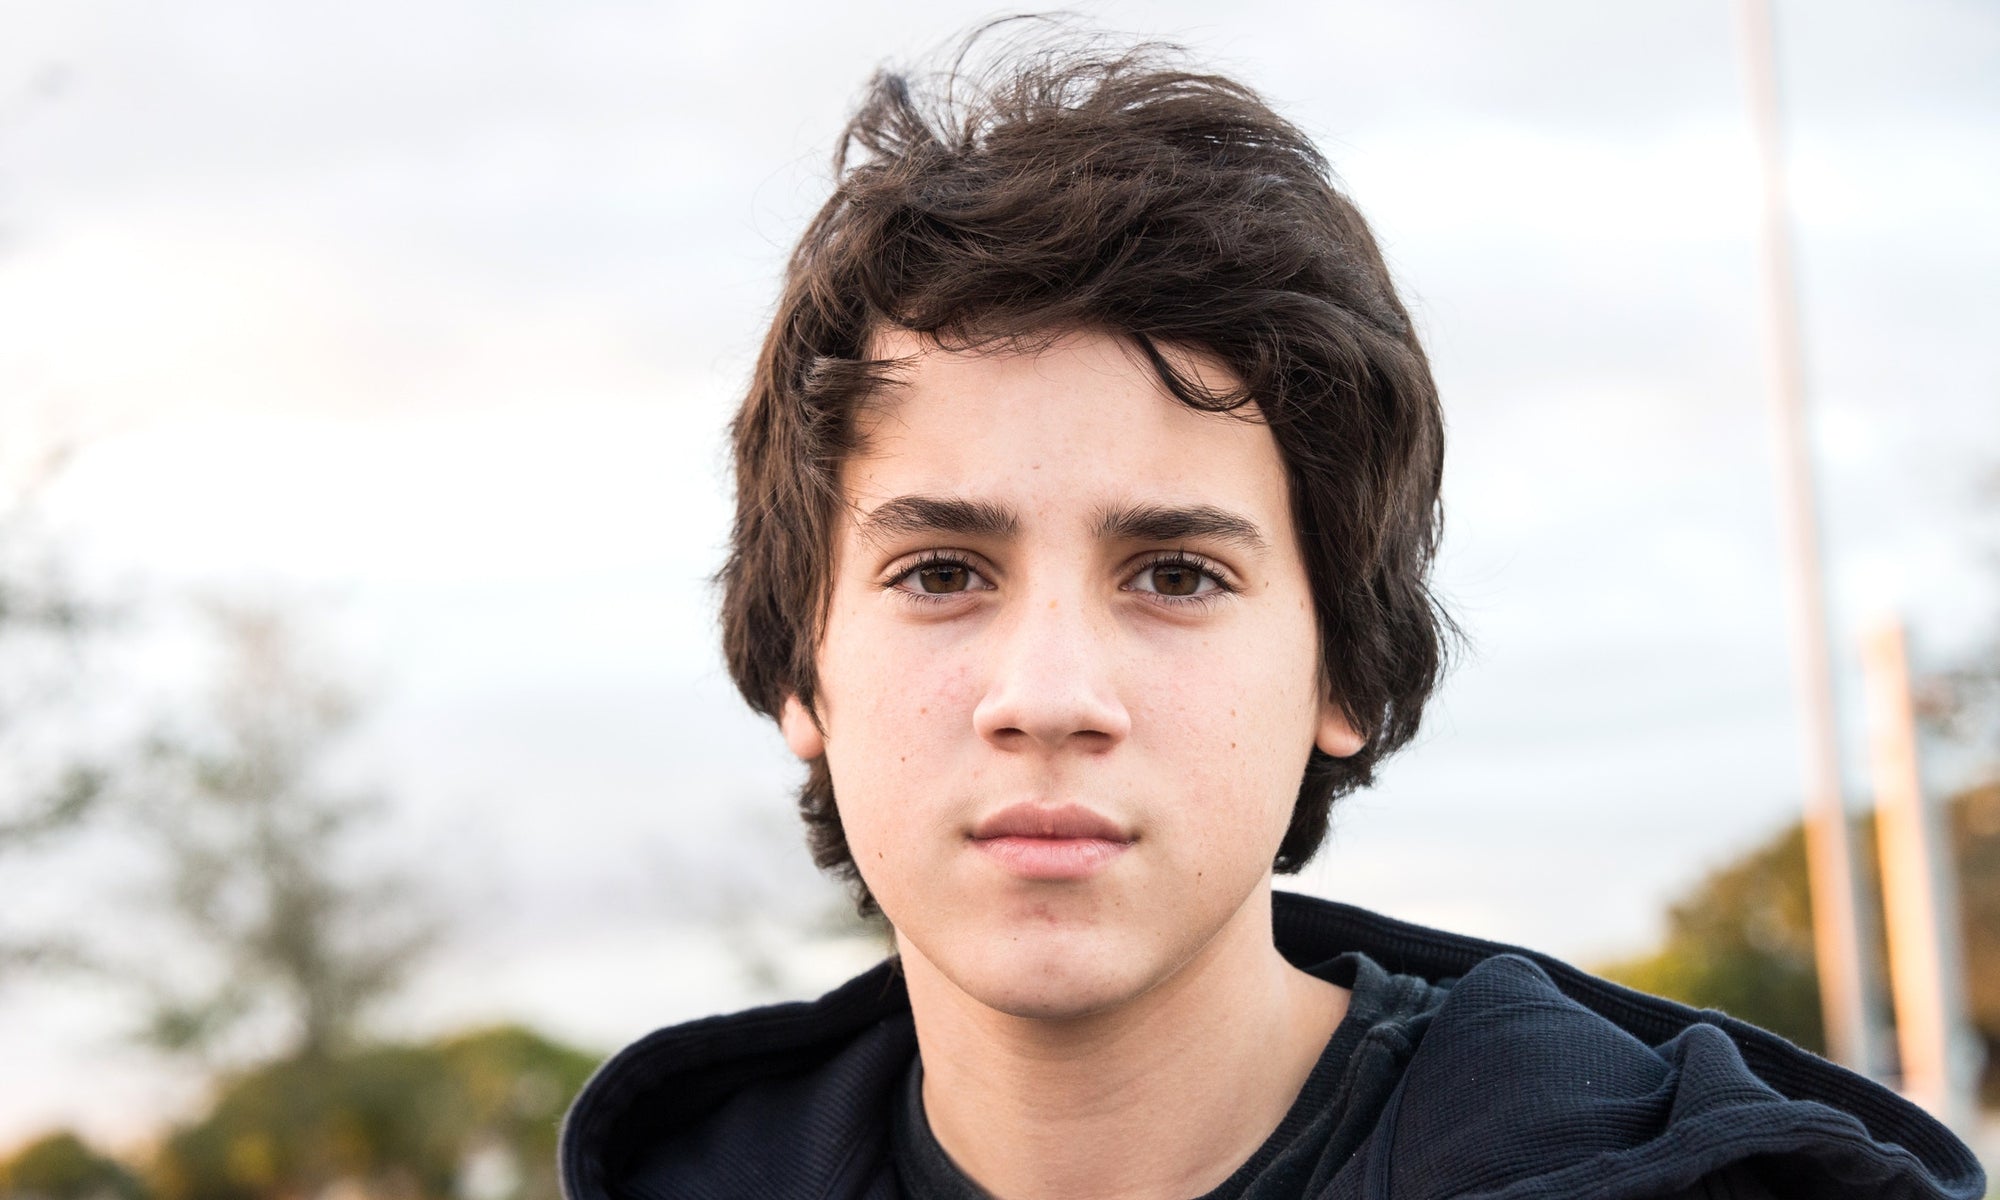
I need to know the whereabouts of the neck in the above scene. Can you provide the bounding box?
[901,886,1348,1200]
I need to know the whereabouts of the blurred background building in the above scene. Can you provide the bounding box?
[1,0,1994,1195]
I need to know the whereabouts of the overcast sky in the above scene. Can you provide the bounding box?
[1,0,1995,1144]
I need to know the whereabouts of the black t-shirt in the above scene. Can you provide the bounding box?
[891,952,1451,1200]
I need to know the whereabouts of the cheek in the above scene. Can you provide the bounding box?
[824,612,982,737]
[1138,615,1321,833]
[816,611,983,841]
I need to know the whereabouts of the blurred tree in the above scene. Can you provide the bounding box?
[150,1025,597,1200]
[1598,820,1835,1052]
[0,445,112,983]
[1598,781,2000,1102]
[0,1129,149,1200]
[127,603,432,1065]
[1951,781,2000,1105]
[1,65,116,987]
[1915,472,2000,767]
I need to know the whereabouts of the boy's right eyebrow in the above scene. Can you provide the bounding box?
[855,495,1020,543]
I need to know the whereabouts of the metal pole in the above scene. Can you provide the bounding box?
[1733,0,1875,1073]
[1862,617,1975,1128]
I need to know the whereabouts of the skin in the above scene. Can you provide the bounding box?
[779,327,1366,1200]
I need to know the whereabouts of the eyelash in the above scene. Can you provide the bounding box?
[881,551,1238,609]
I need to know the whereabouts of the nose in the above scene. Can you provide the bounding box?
[972,593,1132,752]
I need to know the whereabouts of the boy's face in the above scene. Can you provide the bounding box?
[781,328,1361,1020]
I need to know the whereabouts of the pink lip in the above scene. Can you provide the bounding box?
[969,804,1134,881]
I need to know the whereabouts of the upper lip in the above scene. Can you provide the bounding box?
[971,803,1133,842]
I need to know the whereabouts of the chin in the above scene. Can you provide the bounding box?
[961,965,1146,1022]
[924,919,1164,1022]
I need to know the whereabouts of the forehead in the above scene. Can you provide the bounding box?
[843,328,1292,529]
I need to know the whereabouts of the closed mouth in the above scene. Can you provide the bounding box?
[969,803,1134,843]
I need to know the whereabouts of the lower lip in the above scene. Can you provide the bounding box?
[971,836,1131,880]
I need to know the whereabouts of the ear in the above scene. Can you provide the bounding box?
[1314,700,1366,759]
[779,694,826,760]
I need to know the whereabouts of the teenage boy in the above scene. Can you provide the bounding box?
[560,35,1982,1200]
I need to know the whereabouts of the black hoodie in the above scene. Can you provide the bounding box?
[559,892,1984,1200]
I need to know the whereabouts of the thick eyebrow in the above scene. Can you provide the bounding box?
[855,494,1020,544]
[1095,502,1269,552]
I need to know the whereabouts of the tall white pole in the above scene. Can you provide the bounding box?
[1862,617,1975,1129]
[1733,0,1876,1074]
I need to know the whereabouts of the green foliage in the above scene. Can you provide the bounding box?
[1597,782,2000,1099]
[1598,821,1837,1052]
[150,1025,598,1200]
[0,1130,148,1200]
[1949,784,2000,1070]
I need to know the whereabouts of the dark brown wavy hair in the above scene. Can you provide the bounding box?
[720,25,1452,912]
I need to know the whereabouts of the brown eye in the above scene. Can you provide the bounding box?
[1127,557,1228,602]
[917,564,971,593]
[1149,563,1201,596]
[890,557,991,600]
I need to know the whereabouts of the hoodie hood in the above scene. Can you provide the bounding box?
[560,892,1984,1200]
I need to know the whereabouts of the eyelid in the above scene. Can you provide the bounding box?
[879,548,993,583]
